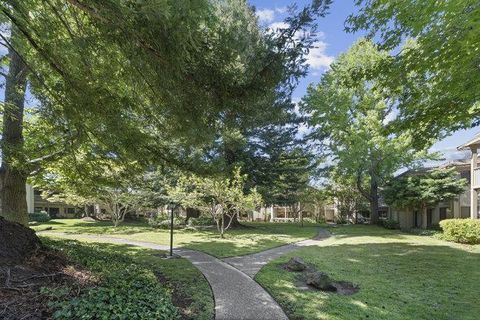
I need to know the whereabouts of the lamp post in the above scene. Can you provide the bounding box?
[167,202,175,257]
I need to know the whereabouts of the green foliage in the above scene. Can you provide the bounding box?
[148,217,184,229]
[440,219,480,245]
[382,219,399,230]
[346,1,480,145]
[301,39,429,222]
[384,167,467,210]
[188,216,215,227]
[29,211,51,222]
[42,240,178,320]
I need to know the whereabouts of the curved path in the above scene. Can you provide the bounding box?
[223,228,331,278]
[38,228,330,320]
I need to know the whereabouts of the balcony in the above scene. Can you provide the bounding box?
[473,168,480,189]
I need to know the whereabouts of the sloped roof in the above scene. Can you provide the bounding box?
[458,132,480,150]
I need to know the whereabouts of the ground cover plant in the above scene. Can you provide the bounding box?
[256,225,480,320]
[43,238,213,320]
[0,219,213,320]
[33,219,320,258]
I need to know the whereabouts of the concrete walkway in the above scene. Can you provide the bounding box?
[223,228,331,278]
[38,232,288,320]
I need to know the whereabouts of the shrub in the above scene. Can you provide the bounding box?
[439,219,480,244]
[29,211,51,222]
[148,216,183,229]
[189,216,215,227]
[382,219,399,229]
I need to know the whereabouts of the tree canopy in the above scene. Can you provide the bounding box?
[301,39,428,223]
[0,0,331,224]
[346,0,480,146]
[383,167,467,210]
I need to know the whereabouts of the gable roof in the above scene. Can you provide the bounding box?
[458,132,480,150]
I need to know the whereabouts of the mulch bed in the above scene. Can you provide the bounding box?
[0,217,95,319]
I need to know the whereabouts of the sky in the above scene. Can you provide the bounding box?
[250,0,479,164]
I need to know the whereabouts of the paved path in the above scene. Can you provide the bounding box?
[223,228,331,278]
[38,232,288,320]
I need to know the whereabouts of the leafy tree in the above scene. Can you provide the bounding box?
[0,0,330,225]
[327,175,370,224]
[299,186,330,223]
[301,39,428,223]
[189,168,263,238]
[346,0,480,146]
[383,167,467,216]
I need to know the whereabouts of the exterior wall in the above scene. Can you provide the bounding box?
[398,209,414,230]
[27,186,81,218]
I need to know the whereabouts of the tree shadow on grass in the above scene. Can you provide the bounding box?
[259,241,480,320]
[184,238,286,258]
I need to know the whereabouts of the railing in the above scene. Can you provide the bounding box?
[473,167,480,189]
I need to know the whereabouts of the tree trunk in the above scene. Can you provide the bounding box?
[220,213,225,238]
[369,177,379,224]
[223,210,242,228]
[0,35,28,226]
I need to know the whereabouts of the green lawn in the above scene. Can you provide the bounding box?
[256,225,480,320]
[32,219,320,258]
[42,237,214,320]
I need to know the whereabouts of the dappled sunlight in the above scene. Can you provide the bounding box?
[257,228,480,320]
[35,219,321,258]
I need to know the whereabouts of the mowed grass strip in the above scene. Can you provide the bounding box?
[33,219,320,258]
[256,225,480,320]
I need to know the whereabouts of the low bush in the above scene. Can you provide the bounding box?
[43,240,179,320]
[439,219,480,244]
[382,219,399,230]
[148,216,184,229]
[29,211,51,222]
[189,216,215,226]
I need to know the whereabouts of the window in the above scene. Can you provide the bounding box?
[67,208,76,214]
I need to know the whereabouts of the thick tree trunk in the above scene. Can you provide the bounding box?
[0,39,28,225]
[369,178,379,224]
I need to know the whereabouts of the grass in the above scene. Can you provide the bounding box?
[256,225,480,320]
[32,219,320,258]
[42,237,214,320]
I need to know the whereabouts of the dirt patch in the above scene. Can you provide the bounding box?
[332,281,359,295]
[0,218,96,319]
[0,249,96,320]
[0,217,43,264]
[293,276,359,295]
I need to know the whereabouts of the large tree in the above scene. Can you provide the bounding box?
[301,39,427,223]
[0,0,330,224]
[346,0,480,146]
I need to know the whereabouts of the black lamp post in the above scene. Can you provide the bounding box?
[167,202,175,257]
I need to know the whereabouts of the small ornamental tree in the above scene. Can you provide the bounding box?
[197,168,263,238]
[383,167,467,217]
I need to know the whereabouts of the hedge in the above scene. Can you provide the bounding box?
[29,211,51,222]
[439,219,480,244]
